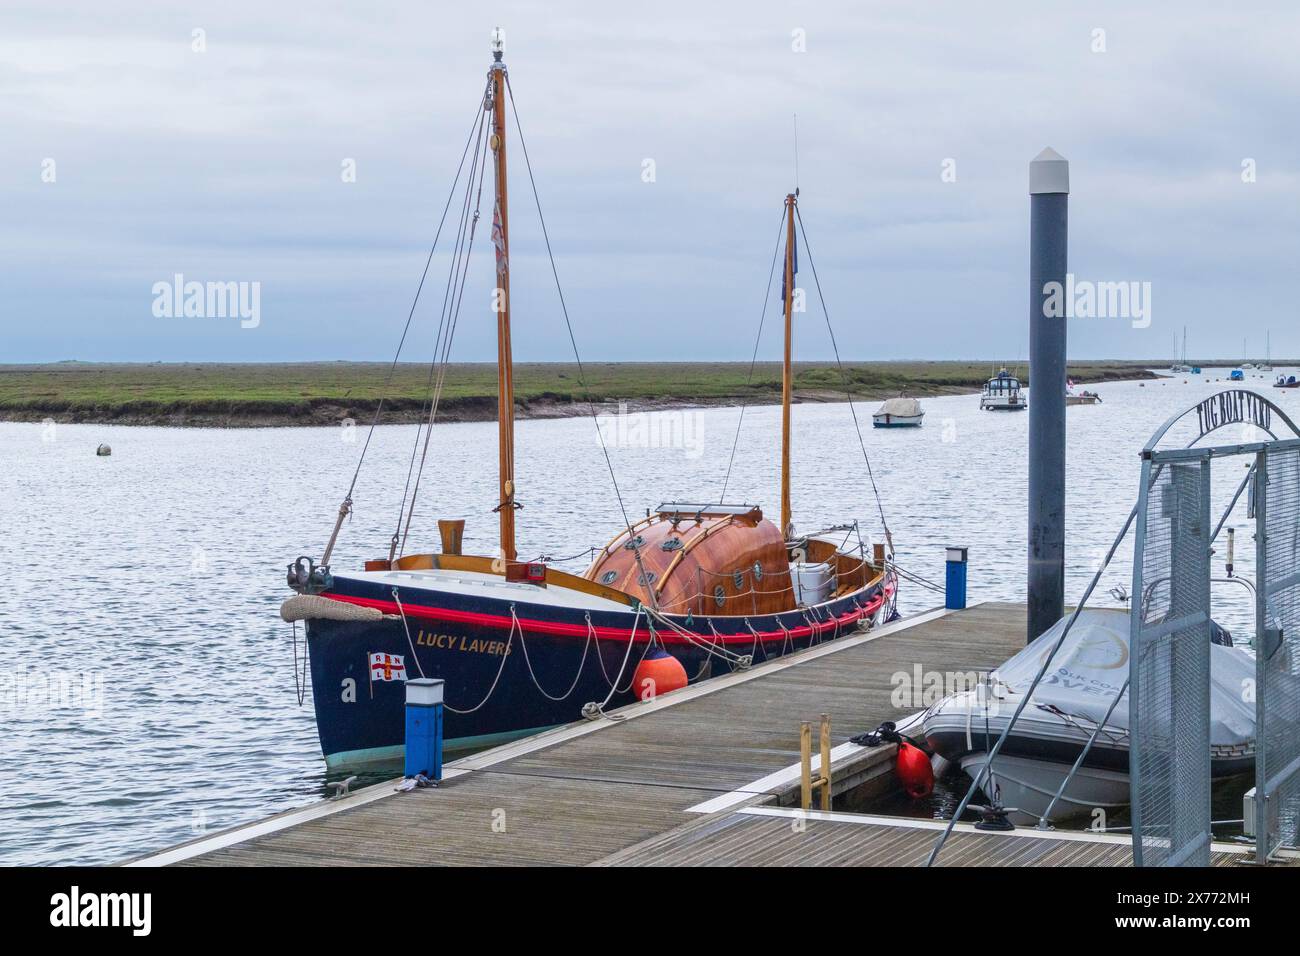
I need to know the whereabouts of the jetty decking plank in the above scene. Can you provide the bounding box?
[169,603,1136,867]
[602,813,1252,867]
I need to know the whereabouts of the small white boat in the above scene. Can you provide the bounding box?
[1065,379,1101,406]
[980,369,1026,411]
[872,396,924,428]
[923,609,1255,824]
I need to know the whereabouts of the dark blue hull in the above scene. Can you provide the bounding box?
[304,573,893,770]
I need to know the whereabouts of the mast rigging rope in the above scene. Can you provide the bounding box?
[398,97,494,554]
[794,206,894,555]
[503,73,660,608]
[325,88,492,564]
[719,211,787,502]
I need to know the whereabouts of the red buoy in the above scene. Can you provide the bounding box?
[633,649,688,701]
[896,741,934,799]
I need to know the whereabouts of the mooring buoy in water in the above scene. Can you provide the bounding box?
[96,444,112,456]
[633,648,688,701]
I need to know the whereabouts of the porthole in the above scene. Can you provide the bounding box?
[639,570,657,587]
[600,570,618,585]
[753,561,763,581]
[661,537,683,552]
[623,535,645,551]
[733,570,745,589]
[714,585,726,608]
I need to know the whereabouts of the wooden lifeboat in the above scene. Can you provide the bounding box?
[584,503,795,615]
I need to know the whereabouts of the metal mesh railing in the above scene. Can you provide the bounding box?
[1258,446,1300,859]
[924,389,1300,868]
[1131,458,1212,866]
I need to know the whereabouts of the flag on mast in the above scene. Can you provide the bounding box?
[779,231,797,303]
[492,201,507,276]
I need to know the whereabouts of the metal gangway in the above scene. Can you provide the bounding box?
[928,388,1300,866]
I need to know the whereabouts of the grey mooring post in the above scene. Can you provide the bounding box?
[1027,147,1069,644]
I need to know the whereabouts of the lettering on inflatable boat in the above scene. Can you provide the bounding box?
[415,630,512,657]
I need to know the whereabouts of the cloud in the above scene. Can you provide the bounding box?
[3,0,1298,362]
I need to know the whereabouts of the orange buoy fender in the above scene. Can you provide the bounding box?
[633,649,688,701]
[896,740,934,799]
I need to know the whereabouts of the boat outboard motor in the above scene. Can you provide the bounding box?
[287,556,334,595]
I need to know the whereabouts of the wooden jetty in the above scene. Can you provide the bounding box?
[127,602,1264,867]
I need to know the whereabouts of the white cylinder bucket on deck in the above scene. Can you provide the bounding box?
[791,562,835,605]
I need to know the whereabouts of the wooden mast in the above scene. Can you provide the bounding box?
[781,192,796,540]
[489,33,517,562]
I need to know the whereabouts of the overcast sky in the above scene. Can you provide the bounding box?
[3,1,1297,364]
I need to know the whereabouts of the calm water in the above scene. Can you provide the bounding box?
[1,367,1289,864]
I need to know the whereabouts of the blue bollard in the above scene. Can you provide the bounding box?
[404,678,445,780]
[945,546,968,610]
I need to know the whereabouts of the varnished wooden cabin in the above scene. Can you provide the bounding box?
[584,502,873,616]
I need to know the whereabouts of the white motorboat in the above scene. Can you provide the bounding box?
[980,368,1026,411]
[922,608,1256,824]
[872,395,924,428]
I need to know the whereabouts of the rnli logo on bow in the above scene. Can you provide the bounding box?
[369,652,407,682]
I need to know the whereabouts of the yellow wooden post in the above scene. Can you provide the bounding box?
[819,713,832,811]
[799,721,812,811]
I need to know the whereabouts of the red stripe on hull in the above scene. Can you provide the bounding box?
[318,586,891,646]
